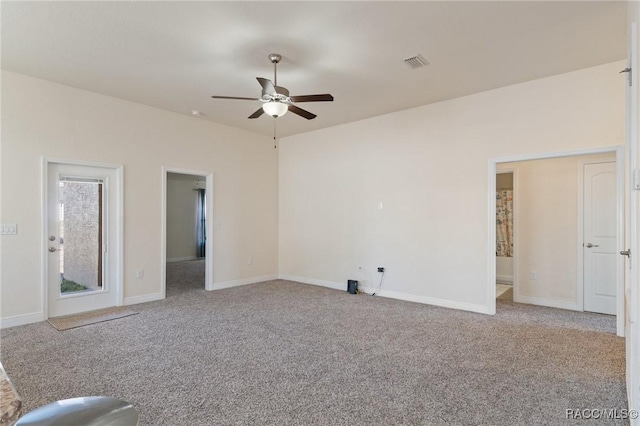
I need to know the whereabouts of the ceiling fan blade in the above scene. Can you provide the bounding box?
[257,77,276,96]
[290,94,334,103]
[288,104,317,120]
[211,95,259,101]
[248,108,265,119]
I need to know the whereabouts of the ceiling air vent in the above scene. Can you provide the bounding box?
[403,54,429,69]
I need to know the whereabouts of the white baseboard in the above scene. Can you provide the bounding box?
[0,312,45,329]
[124,292,164,306]
[166,256,199,263]
[359,286,492,314]
[279,275,491,315]
[496,275,513,284]
[514,295,580,311]
[212,274,278,290]
[278,274,345,291]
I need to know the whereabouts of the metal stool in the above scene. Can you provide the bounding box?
[15,396,139,426]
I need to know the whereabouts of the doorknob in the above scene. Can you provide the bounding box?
[48,246,58,252]
[585,243,599,248]
[621,249,631,258]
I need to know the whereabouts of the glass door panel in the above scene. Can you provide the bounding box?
[58,178,104,296]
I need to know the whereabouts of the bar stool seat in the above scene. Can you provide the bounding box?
[15,396,139,426]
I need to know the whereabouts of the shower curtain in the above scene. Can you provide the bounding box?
[496,190,513,257]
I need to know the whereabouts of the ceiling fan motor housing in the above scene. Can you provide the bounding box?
[269,53,282,64]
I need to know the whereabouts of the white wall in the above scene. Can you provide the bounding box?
[1,71,279,324]
[498,153,615,309]
[279,61,625,313]
[166,173,200,261]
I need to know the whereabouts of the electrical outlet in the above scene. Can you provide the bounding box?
[378,267,385,273]
[0,224,17,235]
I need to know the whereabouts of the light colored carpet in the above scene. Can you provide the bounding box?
[47,307,138,331]
[1,260,626,425]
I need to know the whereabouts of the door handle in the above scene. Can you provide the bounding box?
[48,246,58,252]
[621,249,631,258]
[585,243,599,248]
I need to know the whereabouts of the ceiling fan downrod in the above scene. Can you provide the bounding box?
[269,53,281,87]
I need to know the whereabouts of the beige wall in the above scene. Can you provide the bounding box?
[279,61,625,312]
[498,153,615,309]
[1,71,279,322]
[166,173,200,261]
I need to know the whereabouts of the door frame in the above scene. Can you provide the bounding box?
[161,167,214,296]
[41,157,124,319]
[487,146,624,337]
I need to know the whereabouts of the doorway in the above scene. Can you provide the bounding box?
[44,160,123,318]
[495,170,514,302]
[488,147,624,336]
[161,167,214,297]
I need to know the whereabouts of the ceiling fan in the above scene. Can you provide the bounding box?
[211,53,334,120]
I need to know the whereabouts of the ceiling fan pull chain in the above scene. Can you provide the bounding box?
[273,119,277,148]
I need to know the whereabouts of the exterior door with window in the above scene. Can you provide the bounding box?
[47,163,120,317]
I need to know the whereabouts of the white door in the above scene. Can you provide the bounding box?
[625,21,639,413]
[583,161,617,315]
[47,163,120,317]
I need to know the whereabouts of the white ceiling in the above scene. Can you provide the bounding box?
[1,1,627,138]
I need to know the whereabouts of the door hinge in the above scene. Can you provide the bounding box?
[621,249,632,269]
[103,244,108,253]
[634,168,640,191]
[621,67,632,86]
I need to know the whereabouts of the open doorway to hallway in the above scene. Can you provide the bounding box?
[490,148,624,336]
[166,172,206,296]
[164,170,212,297]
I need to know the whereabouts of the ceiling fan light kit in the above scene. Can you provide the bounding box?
[262,101,288,117]
[211,53,334,123]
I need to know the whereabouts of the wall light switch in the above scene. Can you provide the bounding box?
[0,224,17,235]
[377,202,383,210]
[136,269,144,279]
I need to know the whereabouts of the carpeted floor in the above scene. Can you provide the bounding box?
[0,260,627,425]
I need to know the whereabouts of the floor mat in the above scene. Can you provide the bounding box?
[47,307,138,331]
